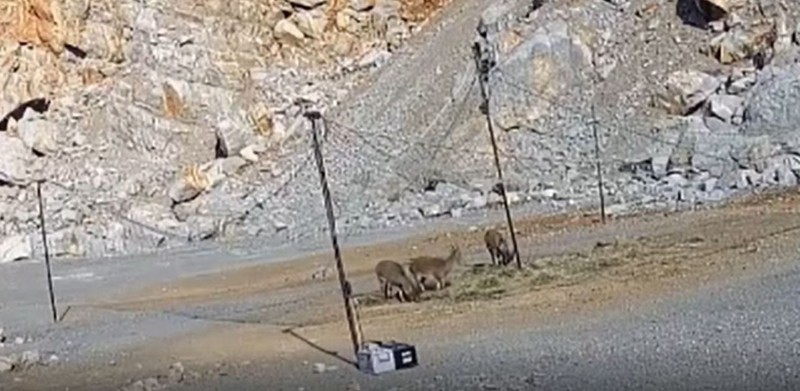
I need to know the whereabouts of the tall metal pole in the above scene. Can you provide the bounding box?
[473,26,522,270]
[306,110,362,359]
[36,180,58,323]
[591,102,607,224]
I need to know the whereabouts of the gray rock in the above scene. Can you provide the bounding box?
[794,21,800,45]
[142,377,162,391]
[215,119,249,159]
[168,173,206,204]
[762,155,800,187]
[349,0,375,11]
[651,155,670,179]
[466,194,488,209]
[707,94,744,123]
[420,204,445,218]
[19,350,41,369]
[167,362,185,384]
[489,20,592,131]
[17,109,58,156]
[692,132,741,177]
[731,136,777,172]
[0,356,13,373]
[288,0,327,8]
[702,177,718,191]
[655,70,721,115]
[0,134,31,185]
[357,49,392,69]
[292,10,326,39]
[735,169,760,189]
[663,173,688,188]
[743,65,800,141]
[48,229,86,257]
[487,192,503,205]
[274,19,305,44]
[0,234,32,264]
[727,74,755,94]
[703,116,739,133]
[128,203,183,233]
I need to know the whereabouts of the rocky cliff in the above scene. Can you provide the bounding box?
[1,0,800,263]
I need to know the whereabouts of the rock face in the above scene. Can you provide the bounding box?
[743,65,800,142]
[0,0,799,262]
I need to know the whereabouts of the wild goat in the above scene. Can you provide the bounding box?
[374,260,422,302]
[408,245,462,291]
[484,228,512,266]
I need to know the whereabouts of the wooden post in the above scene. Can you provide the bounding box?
[36,180,58,323]
[306,110,363,360]
[473,24,522,269]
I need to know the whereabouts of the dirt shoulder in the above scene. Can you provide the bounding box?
[7,191,800,390]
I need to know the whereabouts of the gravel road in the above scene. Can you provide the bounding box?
[182,257,800,391]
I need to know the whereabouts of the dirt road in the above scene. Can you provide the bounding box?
[3,192,800,390]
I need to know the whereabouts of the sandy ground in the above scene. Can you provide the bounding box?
[5,190,800,390]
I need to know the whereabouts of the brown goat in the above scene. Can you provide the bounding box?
[374,260,422,302]
[408,245,462,291]
[484,228,512,266]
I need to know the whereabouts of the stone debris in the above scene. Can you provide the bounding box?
[312,362,338,374]
[655,70,721,115]
[0,357,13,373]
[0,0,797,264]
[0,234,33,264]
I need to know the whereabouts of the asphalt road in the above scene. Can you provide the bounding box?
[182,258,800,391]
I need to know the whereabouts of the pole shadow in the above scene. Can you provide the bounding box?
[282,327,357,368]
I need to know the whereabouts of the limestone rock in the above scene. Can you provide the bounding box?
[274,19,305,44]
[489,20,592,131]
[289,0,327,8]
[168,165,210,204]
[0,234,32,264]
[0,356,13,373]
[349,0,376,12]
[17,109,58,156]
[707,94,744,123]
[743,65,800,144]
[0,134,32,185]
[215,119,248,158]
[292,10,327,39]
[655,70,721,115]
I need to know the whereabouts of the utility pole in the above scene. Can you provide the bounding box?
[306,109,362,360]
[590,101,607,224]
[473,22,522,269]
[590,52,607,224]
[36,180,58,323]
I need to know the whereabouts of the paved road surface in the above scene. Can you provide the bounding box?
[183,258,800,391]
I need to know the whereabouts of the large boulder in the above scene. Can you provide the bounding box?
[0,134,32,185]
[742,65,800,151]
[0,234,33,264]
[488,19,593,132]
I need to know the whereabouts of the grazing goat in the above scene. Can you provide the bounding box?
[374,260,422,302]
[408,245,462,291]
[484,228,512,266]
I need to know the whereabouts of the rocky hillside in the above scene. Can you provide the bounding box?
[1,0,800,263]
[0,0,454,261]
